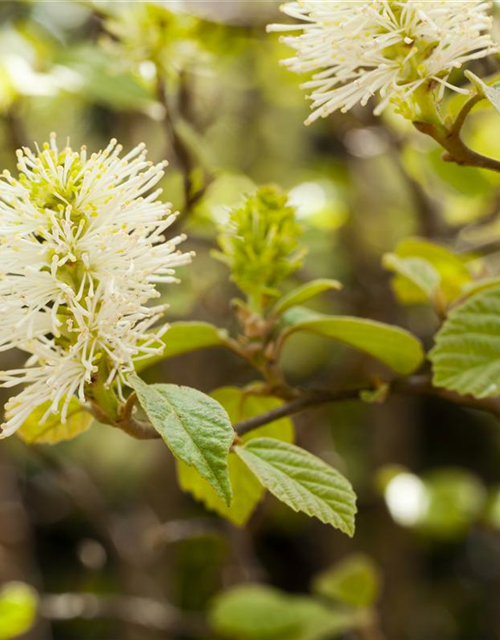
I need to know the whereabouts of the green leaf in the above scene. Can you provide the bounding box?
[386,238,471,305]
[0,583,38,640]
[57,45,156,112]
[134,321,228,372]
[178,387,294,526]
[461,276,500,299]
[178,456,260,526]
[129,376,234,504]
[272,279,342,316]
[427,147,491,198]
[383,254,441,300]
[209,585,360,640]
[280,306,323,327]
[282,313,424,376]
[481,82,500,114]
[235,438,357,536]
[312,554,381,608]
[295,599,362,640]
[418,468,485,540]
[466,71,500,115]
[210,585,302,640]
[430,286,500,398]
[16,399,93,445]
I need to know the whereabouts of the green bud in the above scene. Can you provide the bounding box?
[102,4,205,76]
[215,186,305,312]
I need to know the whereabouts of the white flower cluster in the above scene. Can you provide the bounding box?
[0,136,192,437]
[268,1,498,124]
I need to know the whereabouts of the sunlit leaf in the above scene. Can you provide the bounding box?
[55,45,156,112]
[0,583,38,640]
[383,254,441,301]
[430,286,500,397]
[418,468,486,540]
[466,72,500,116]
[427,147,492,198]
[210,585,360,640]
[272,279,342,316]
[210,585,301,639]
[387,238,471,305]
[134,321,229,372]
[482,82,500,115]
[461,276,500,299]
[130,376,234,504]
[17,399,93,445]
[178,387,294,526]
[235,438,357,536]
[312,554,381,608]
[282,312,424,375]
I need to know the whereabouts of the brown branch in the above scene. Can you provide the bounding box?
[415,120,500,172]
[115,392,161,440]
[97,374,500,442]
[449,93,484,137]
[234,388,364,436]
[155,73,212,215]
[233,376,500,437]
[89,397,161,440]
[414,93,500,174]
[157,75,193,203]
[113,415,160,440]
[394,376,500,417]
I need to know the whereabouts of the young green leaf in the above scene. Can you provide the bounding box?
[386,237,471,305]
[383,254,441,300]
[465,71,500,115]
[297,599,363,640]
[235,438,357,536]
[209,585,360,640]
[280,306,323,327]
[272,279,342,316]
[312,554,381,608]
[178,456,261,527]
[481,82,500,114]
[417,469,485,540]
[178,388,294,526]
[210,585,301,640]
[461,276,500,299]
[430,286,500,398]
[16,399,93,445]
[129,376,234,504]
[0,583,38,640]
[134,321,229,372]
[282,314,424,375]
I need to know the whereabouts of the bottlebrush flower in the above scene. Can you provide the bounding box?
[0,136,192,437]
[267,1,498,124]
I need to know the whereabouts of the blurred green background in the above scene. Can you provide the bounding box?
[2,1,500,639]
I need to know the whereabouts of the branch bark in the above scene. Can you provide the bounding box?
[155,73,212,215]
[106,379,500,441]
[413,94,500,174]
[233,376,500,436]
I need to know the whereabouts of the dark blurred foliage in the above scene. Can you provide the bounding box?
[1,2,500,640]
